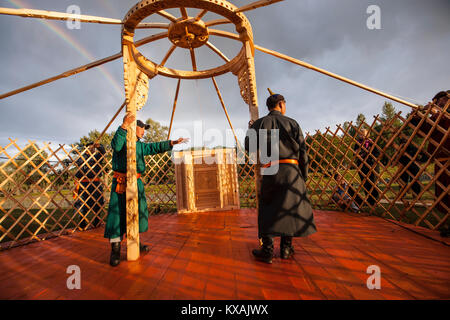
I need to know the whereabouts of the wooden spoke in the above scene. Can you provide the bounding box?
[167,79,181,140]
[206,42,230,62]
[156,10,177,22]
[254,45,419,109]
[195,9,208,21]
[134,31,169,46]
[205,19,231,27]
[0,7,122,24]
[180,7,188,19]
[236,0,285,13]
[136,22,170,29]
[189,47,197,71]
[159,45,177,67]
[208,29,240,41]
[0,32,168,100]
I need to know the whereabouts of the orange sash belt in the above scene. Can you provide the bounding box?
[72,178,101,199]
[113,171,141,194]
[262,159,299,168]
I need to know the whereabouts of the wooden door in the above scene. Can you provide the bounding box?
[193,164,221,210]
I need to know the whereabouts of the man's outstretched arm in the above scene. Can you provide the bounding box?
[142,137,189,156]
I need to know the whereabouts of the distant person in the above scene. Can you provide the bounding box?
[245,93,317,264]
[331,173,361,213]
[410,90,449,236]
[396,137,423,198]
[353,128,380,207]
[73,142,106,229]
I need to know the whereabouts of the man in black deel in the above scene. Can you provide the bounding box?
[245,93,317,264]
[74,142,106,229]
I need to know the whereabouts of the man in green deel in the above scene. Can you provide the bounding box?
[105,113,188,266]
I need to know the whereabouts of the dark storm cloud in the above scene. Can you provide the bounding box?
[0,0,449,148]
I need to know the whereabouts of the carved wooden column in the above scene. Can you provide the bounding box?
[122,36,140,261]
[122,31,150,261]
[243,40,261,209]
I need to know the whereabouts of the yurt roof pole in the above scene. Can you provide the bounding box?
[255,45,419,109]
[211,77,244,153]
[93,100,127,146]
[0,32,167,101]
[167,79,182,140]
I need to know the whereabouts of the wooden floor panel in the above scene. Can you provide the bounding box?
[0,209,449,300]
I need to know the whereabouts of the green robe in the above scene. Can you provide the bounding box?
[104,126,173,239]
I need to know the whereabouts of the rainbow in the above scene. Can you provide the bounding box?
[5,0,124,97]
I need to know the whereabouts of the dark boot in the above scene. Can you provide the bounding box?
[252,236,273,264]
[139,243,150,253]
[110,242,121,267]
[79,220,87,229]
[440,226,450,238]
[280,236,294,259]
[93,217,101,228]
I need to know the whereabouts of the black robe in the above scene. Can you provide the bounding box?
[245,110,317,238]
[74,145,106,227]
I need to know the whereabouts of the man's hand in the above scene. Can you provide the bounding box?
[170,137,189,146]
[248,120,254,129]
[121,113,136,130]
[421,102,441,116]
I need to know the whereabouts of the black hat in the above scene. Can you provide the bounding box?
[137,120,150,130]
[266,94,285,109]
[432,90,449,101]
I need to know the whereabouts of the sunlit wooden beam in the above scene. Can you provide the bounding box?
[189,47,197,71]
[168,78,181,140]
[136,22,169,29]
[0,8,175,30]
[206,41,230,62]
[0,52,121,100]
[195,9,208,21]
[0,32,168,100]
[205,19,231,27]
[211,77,243,153]
[0,7,122,24]
[159,45,177,67]
[208,28,419,108]
[236,0,284,13]
[94,100,127,145]
[156,10,177,22]
[208,29,240,41]
[254,45,419,109]
[134,31,168,46]
[180,7,188,19]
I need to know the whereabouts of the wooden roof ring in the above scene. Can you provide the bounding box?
[0,0,418,110]
[121,0,254,80]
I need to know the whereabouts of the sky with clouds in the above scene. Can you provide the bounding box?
[1,0,449,151]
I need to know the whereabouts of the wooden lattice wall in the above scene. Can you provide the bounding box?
[305,101,449,230]
[0,102,448,249]
[0,142,257,249]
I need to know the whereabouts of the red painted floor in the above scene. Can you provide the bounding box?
[0,209,449,300]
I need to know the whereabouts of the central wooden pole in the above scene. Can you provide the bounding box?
[243,41,261,211]
[122,40,140,261]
